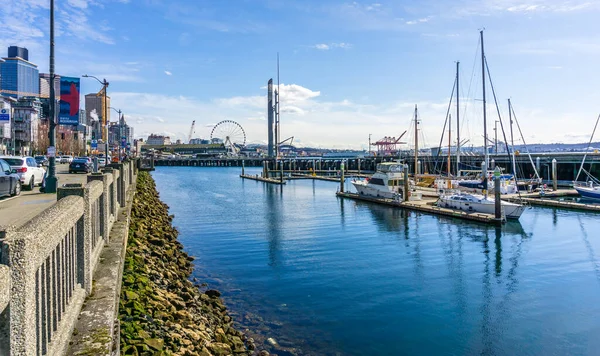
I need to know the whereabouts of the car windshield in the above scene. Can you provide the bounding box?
[72,159,88,163]
[2,158,24,166]
[35,156,45,160]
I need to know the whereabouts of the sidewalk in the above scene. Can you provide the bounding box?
[0,165,89,228]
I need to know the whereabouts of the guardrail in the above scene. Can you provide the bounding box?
[0,159,136,356]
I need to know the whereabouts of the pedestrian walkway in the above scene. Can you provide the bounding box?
[0,166,88,228]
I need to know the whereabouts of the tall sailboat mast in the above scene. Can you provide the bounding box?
[448,114,452,177]
[480,30,489,196]
[509,99,517,175]
[414,105,419,176]
[456,61,460,177]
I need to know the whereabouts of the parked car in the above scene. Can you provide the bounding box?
[0,158,21,198]
[60,155,74,164]
[69,158,92,174]
[97,157,107,167]
[0,156,46,190]
[34,155,49,167]
[55,156,62,163]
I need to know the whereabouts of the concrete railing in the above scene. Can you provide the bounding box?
[0,159,136,356]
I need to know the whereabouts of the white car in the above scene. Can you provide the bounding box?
[97,157,107,167]
[60,155,74,164]
[0,156,46,190]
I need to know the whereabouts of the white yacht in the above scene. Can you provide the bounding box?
[352,162,421,200]
[437,192,526,219]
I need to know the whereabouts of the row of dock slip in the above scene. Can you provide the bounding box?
[503,196,600,212]
[500,189,600,212]
[240,174,286,184]
[337,192,503,225]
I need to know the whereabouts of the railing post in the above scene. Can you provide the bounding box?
[4,226,36,355]
[102,167,119,218]
[109,163,126,208]
[87,173,110,241]
[58,184,92,294]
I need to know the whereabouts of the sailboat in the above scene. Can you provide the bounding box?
[573,114,600,199]
[437,30,525,220]
[433,56,518,195]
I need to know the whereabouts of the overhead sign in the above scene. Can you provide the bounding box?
[0,108,10,122]
[91,139,98,149]
[58,77,80,126]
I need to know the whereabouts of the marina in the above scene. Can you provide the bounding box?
[152,166,600,356]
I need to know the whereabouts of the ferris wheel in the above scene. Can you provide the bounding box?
[210,120,246,155]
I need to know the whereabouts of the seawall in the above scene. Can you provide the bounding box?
[119,172,263,355]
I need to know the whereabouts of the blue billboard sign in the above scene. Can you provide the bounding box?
[58,77,80,125]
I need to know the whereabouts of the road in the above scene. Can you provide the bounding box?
[0,164,89,229]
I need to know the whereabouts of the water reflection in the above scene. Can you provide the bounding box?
[350,200,410,233]
[577,215,600,285]
[265,184,283,267]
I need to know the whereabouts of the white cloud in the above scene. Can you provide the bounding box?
[406,17,430,25]
[164,71,173,76]
[312,42,352,50]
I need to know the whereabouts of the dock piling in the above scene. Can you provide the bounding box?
[404,164,410,202]
[340,161,345,193]
[494,167,502,221]
[552,159,557,191]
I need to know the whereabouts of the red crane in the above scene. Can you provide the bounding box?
[373,131,407,155]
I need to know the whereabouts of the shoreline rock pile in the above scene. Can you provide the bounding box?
[119,172,263,355]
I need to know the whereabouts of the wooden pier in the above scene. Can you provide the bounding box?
[240,174,286,185]
[286,174,341,182]
[503,196,600,212]
[337,192,502,225]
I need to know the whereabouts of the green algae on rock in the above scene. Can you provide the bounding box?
[119,172,259,355]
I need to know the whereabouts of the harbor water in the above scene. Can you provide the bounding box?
[152,167,600,355]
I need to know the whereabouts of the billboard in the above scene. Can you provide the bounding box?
[59,77,80,125]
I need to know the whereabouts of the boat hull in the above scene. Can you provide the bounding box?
[352,181,399,199]
[574,186,600,200]
[438,196,525,219]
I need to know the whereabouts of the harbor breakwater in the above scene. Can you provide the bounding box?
[119,172,263,355]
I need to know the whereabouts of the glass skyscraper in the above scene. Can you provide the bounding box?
[0,46,40,98]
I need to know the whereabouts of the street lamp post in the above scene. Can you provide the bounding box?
[46,0,58,193]
[82,75,109,160]
[110,107,123,162]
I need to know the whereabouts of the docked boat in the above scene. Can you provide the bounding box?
[437,192,526,219]
[352,162,421,200]
[573,113,600,200]
[574,182,600,200]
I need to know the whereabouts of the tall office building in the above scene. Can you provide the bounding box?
[85,93,110,140]
[39,73,61,99]
[0,46,40,98]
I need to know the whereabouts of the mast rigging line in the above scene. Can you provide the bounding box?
[509,103,541,180]
[575,113,600,182]
[434,76,457,175]
[484,56,513,172]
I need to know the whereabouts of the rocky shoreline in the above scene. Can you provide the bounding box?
[119,172,267,355]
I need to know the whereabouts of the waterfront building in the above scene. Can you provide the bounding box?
[147,134,171,145]
[85,92,110,140]
[189,138,211,145]
[11,96,42,155]
[0,46,40,99]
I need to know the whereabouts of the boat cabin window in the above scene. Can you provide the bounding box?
[369,178,385,186]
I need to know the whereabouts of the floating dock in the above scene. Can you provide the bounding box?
[337,192,502,225]
[240,174,286,185]
[503,196,600,212]
[286,174,341,182]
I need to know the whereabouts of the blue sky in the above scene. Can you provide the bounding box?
[1,0,600,149]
